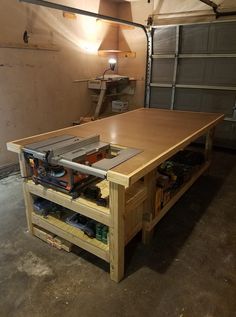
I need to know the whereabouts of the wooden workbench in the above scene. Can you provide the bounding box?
[7,108,224,282]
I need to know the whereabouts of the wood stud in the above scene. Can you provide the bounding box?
[109,182,125,282]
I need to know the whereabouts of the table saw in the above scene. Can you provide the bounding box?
[23,134,141,198]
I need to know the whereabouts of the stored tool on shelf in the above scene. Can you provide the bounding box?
[33,197,64,218]
[155,150,205,210]
[82,185,108,207]
[23,134,141,198]
[33,197,108,243]
[66,213,97,238]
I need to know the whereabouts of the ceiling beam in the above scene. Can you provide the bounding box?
[19,0,147,31]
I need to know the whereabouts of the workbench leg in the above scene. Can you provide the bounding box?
[109,182,125,282]
[22,183,34,234]
[142,227,154,245]
[18,152,33,234]
[205,128,215,162]
[94,88,106,119]
[142,170,156,245]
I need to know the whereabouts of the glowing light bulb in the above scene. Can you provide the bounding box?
[109,58,117,71]
[109,58,117,64]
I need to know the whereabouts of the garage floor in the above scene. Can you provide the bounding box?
[0,150,235,317]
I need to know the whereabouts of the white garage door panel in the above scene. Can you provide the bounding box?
[150,87,172,109]
[181,24,209,53]
[153,26,176,54]
[208,22,236,53]
[150,21,236,149]
[152,59,175,83]
[177,58,236,86]
[177,59,207,85]
[175,89,236,117]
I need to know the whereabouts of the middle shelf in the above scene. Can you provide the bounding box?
[26,180,111,226]
[26,178,147,229]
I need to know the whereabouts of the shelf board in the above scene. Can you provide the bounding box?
[96,19,135,30]
[98,50,136,58]
[26,180,111,226]
[32,213,109,262]
[0,42,59,51]
[145,162,210,231]
[27,179,147,226]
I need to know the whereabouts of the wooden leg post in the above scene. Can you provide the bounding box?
[205,127,215,162]
[18,152,33,233]
[142,170,156,245]
[94,88,106,119]
[22,183,34,233]
[109,182,125,282]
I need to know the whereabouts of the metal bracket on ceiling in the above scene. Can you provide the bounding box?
[199,0,236,18]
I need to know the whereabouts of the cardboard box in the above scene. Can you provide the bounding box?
[112,100,128,113]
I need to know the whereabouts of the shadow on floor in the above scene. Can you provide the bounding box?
[125,149,236,277]
[72,247,110,273]
[55,149,236,279]
[71,173,226,278]
[125,174,222,276]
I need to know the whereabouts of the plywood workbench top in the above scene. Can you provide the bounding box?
[7,108,224,186]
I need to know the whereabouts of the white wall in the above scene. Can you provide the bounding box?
[0,0,118,167]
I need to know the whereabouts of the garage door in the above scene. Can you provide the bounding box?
[149,21,236,149]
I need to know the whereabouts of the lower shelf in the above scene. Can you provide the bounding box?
[145,162,210,231]
[31,213,109,262]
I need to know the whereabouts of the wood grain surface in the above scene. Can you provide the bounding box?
[7,108,224,186]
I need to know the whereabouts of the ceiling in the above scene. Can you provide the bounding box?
[150,0,236,24]
[110,0,236,11]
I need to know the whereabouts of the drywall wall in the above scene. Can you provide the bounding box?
[0,0,118,167]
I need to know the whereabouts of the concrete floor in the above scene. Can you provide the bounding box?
[0,150,235,317]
